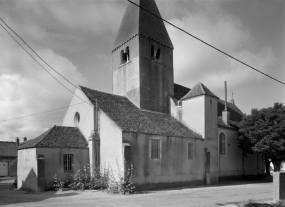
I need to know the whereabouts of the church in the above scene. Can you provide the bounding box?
[17,0,264,192]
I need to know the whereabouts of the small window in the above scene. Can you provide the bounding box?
[74,112,80,127]
[63,154,74,172]
[150,139,161,159]
[219,132,226,155]
[125,46,130,62]
[120,50,125,64]
[188,142,194,160]
[155,48,161,60]
[151,45,155,59]
[121,47,130,65]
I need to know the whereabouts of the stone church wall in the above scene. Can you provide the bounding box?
[122,132,218,190]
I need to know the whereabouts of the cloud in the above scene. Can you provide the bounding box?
[165,1,276,90]
[0,27,87,141]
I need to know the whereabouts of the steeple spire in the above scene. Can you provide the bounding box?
[114,0,173,49]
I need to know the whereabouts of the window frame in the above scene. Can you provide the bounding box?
[187,141,194,160]
[63,154,74,172]
[219,132,226,156]
[149,138,162,160]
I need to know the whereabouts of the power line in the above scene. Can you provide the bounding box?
[0,102,86,123]
[127,0,285,86]
[0,18,79,90]
[0,19,92,105]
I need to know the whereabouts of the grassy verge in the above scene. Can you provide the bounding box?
[242,200,285,207]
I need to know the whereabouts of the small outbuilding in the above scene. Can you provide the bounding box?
[17,125,89,192]
[0,142,17,177]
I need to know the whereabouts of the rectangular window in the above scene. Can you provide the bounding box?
[188,142,194,160]
[151,139,161,159]
[63,154,74,172]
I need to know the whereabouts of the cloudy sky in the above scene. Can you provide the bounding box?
[0,0,284,141]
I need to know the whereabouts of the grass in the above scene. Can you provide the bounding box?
[242,200,285,207]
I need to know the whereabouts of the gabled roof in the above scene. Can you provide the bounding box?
[218,100,244,122]
[114,0,173,49]
[18,126,88,150]
[0,142,17,157]
[80,86,201,139]
[174,83,191,100]
[181,82,219,100]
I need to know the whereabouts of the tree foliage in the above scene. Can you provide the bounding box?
[237,103,285,171]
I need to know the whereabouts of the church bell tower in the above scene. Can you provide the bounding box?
[112,0,174,114]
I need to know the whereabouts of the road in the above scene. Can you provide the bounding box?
[0,177,272,207]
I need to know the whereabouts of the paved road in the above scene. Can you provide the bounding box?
[0,177,273,207]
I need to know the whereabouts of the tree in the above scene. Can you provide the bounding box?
[237,103,285,172]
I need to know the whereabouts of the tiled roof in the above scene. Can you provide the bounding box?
[0,142,17,157]
[218,100,244,122]
[174,83,190,100]
[80,86,201,139]
[114,0,173,49]
[181,83,219,100]
[217,117,240,130]
[18,126,88,150]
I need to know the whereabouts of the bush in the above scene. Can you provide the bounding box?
[107,164,135,195]
[53,174,63,190]
[53,174,69,190]
[66,163,135,194]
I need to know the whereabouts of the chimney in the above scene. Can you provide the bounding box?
[23,137,27,142]
[222,81,230,125]
[16,137,19,145]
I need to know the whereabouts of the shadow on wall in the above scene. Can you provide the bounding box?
[19,168,38,192]
[1,177,77,206]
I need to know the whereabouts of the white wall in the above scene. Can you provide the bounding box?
[17,148,38,192]
[62,88,94,140]
[99,110,123,177]
[170,97,179,119]
[181,96,205,138]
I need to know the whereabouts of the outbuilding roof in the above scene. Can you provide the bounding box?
[0,142,17,157]
[114,0,173,49]
[80,86,201,139]
[181,83,219,100]
[18,126,88,150]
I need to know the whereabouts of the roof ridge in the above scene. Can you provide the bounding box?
[79,85,128,99]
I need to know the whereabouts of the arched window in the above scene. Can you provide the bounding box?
[156,48,161,60]
[125,46,130,62]
[74,112,80,127]
[219,132,226,155]
[120,47,130,65]
[151,45,155,59]
[120,50,125,65]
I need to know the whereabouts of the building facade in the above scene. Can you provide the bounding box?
[17,0,264,192]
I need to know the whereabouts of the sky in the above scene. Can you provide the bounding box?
[0,0,284,142]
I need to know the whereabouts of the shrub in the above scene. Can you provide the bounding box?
[53,174,63,190]
[107,164,135,194]
[67,163,135,194]
[53,174,69,190]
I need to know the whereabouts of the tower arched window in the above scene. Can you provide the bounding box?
[219,132,226,155]
[125,46,130,62]
[151,45,155,60]
[120,47,130,65]
[120,50,125,65]
[156,48,161,60]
